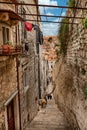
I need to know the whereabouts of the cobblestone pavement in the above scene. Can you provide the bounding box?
[25,97,70,130]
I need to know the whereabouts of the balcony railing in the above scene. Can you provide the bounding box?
[0,46,22,56]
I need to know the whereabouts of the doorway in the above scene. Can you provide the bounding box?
[7,99,15,130]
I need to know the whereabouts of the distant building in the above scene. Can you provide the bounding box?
[40,36,59,98]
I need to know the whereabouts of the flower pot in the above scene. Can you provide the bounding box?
[2,45,14,54]
[2,45,10,53]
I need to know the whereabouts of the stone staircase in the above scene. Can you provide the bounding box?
[24,97,71,130]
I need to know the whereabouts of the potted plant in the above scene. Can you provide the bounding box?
[68,0,75,7]
[15,44,22,52]
[2,41,14,54]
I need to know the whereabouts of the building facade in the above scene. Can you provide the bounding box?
[0,0,42,130]
[40,36,58,98]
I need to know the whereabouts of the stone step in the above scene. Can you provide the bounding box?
[24,98,70,130]
[25,127,71,130]
[30,123,67,128]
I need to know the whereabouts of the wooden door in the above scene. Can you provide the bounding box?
[7,100,15,130]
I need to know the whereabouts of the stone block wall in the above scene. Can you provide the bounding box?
[66,4,87,128]
[19,41,39,129]
[53,0,87,130]
[18,0,40,126]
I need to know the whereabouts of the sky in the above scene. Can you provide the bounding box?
[38,0,69,36]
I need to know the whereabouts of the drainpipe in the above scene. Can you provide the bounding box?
[38,57,41,99]
[15,4,22,130]
[16,56,21,130]
[15,3,18,45]
[34,25,41,99]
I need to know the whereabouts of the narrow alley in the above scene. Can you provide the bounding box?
[0,0,87,130]
[25,97,70,130]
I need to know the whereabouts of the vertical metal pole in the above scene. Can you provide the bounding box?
[38,54,41,99]
[15,4,21,130]
[16,56,21,130]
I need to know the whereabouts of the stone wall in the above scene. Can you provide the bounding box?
[19,40,39,129]
[0,57,18,130]
[0,0,15,11]
[53,0,87,130]
[18,0,40,129]
[0,0,41,130]
[0,0,20,129]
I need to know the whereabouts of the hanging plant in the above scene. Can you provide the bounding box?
[68,0,75,7]
[68,0,75,13]
[58,18,69,56]
[82,19,87,28]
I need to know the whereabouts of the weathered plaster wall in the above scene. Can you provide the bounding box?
[0,57,17,130]
[0,0,40,129]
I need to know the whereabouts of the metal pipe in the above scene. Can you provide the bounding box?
[15,5,21,130]
[18,13,84,19]
[24,19,77,24]
[16,56,21,130]
[36,0,39,23]
[0,2,87,10]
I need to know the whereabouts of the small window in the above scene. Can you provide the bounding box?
[23,68,29,87]
[21,7,27,39]
[25,91,29,110]
[6,28,9,42]
[2,27,6,44]
[2,27,10,44]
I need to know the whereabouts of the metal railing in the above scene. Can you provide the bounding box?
[0,47,22,56]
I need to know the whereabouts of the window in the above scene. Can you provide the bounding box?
[21,7,27,39]
[7,28,9,42]
[25,91,29,111]
[2,27,10,44]
[23,68,29,87]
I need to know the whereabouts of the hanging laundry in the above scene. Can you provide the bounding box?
[25,21,33,31]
